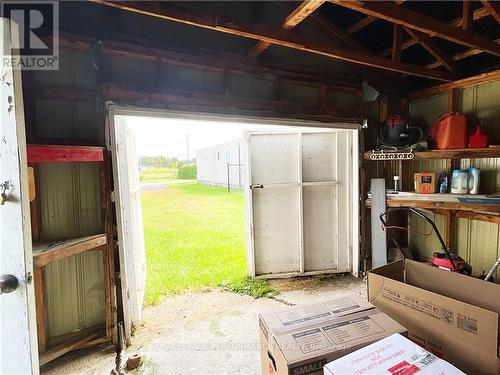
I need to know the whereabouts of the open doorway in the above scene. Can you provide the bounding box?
[108,109,360,341]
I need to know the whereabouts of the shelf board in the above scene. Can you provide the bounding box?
[364,146,500,160]
[366,193,500,219]
[27,144,104,163]
[33,234,107,267]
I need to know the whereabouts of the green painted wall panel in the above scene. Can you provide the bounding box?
[409,80,500,281]
[37,163,105,338]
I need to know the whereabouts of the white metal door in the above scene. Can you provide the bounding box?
[0,19,39,374]
[110,115,146,341]
[246,129,355,278]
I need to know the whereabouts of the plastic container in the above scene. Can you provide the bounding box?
[467,167,480,194]
[438,170,449,193]
[450,170,468,194]
[393,176,400,191]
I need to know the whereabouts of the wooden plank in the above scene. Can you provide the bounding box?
[455,210,500,224]
[371,179,387,268]
[27,144,104,163]
[90,0,452,81]
[347,15,377,34]
[33,234,107,268]
[331,0,500,57]
[250,0,327,57]
[448,88,459,112]
[34,268,47,354]
[380,7,491,57]
[462,1,474,30]
[366,198,500,213]
[426,37,500,69]
[364,146,500,160]
[404,28,455,72]
[409,69,500,98]
[481,1,500,23]
[392,25,404,62]
[39,329,104,366]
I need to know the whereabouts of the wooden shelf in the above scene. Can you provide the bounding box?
[366,193,500,223]
[364,146,500,160]
[33,234,107,268]
[27,144,104,163]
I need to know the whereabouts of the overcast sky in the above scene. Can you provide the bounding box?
[124,115,288,159]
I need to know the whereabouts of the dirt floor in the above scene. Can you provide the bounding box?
[41,275,366,375]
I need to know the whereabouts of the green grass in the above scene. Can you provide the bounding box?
[140,167,178,182]
[142,182,271,305]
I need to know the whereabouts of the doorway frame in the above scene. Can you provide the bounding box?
[105,105,361,339]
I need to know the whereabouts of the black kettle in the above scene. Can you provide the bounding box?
[378,114,423,148]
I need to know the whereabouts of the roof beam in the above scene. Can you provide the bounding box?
[426,37,500,69]
[392,24,403,62]
[481,1,500,23]
[330,0,500,57]
[404,28,455,72]
[380,7,490,56]
[249,0,325,57]
[462,1,473,30]
[90,0,452,81]
[347,0,406,34]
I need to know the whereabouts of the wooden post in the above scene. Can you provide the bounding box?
[34,267,47,353]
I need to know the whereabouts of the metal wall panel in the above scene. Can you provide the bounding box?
[37,163,105,338]
[409,82,500,280]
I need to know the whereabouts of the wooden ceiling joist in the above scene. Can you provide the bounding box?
[330,0,500,57]
[380,7,490,57]
[481,1,500,23]
[404,28,455,72]
[347,15,376,34]
[249,0,325,57]
[91,0,452,81]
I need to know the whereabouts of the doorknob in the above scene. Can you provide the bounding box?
[0,274,19,294]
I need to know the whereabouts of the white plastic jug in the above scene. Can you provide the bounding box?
[451,170,468,194]
[468,167,480,194]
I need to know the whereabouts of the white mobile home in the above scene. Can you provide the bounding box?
[196,139,244,190]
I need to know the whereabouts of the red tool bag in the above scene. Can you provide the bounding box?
[430,112,468,149]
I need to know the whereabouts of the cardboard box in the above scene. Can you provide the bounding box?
[259,295,407,375]
[414,172,436,193]
[324,333,465,374]
[368,260,500,375]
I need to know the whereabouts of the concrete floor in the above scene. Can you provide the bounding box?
[41,275,366,375]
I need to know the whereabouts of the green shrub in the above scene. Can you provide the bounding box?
[177,164,197,179]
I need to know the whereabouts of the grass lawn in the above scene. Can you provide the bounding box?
[142,182,270,305]
[140,167,178,182]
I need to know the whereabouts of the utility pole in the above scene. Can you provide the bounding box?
[185,133,190,164]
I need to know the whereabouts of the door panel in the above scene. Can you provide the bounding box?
[303,185,337,271]
[110,115,146,342]
[252,187,301,275]
[250,133,298,185]
[246,128,356,277]
[0,18,38,374]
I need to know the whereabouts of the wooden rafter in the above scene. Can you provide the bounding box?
[392,24,403,62]
[90,1,452,81]
[380,7,490,56]
[462,1,473,30]
[347,0,406,34]
[249,0,325,57]
[347,15,376,34]
[481,0,500,23]
[404,28,455,72]
[426,37,500,69]
[330,0,500,57]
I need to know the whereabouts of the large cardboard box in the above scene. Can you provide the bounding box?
[259,295,406,375]
[324,333,465,374]
[368,260,500,375]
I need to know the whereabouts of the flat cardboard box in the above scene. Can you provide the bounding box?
[324,333,465,374]
[368,260,500,375]
[259,295,406,375]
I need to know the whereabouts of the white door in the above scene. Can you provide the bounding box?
[245,129,357,278]
[110,115,146,342]
[0,19,39,374]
